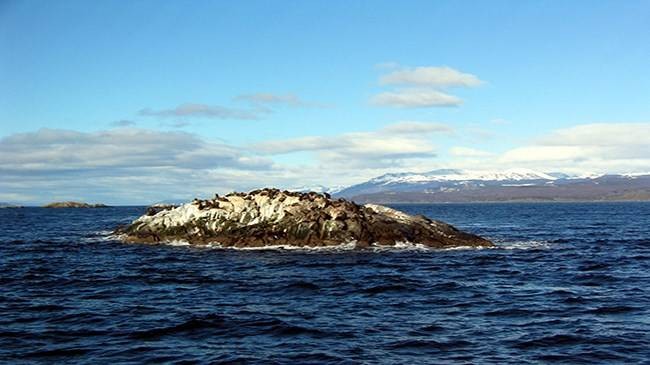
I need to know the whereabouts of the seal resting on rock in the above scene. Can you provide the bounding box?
[117,189,493,249]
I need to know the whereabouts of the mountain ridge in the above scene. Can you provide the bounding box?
[334,169,650,203]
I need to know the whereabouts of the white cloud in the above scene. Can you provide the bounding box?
[421,123,650,176]
[0,128,277,204]
[235,93,325,108]
[500,146,587,163]
[138,93,323,123]
[372,64,483,108]
[494,123,650,173]
[540,123,650,147]
[371,89,462,108]
[254,121,451,169]
[381,121,453,134]
[6,121,647,205]
[380,66,483,87]
[0,128,271,171]
[139,103,263,120]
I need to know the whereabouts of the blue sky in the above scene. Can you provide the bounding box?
[1,1,649,204]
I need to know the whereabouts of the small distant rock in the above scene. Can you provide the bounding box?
[117,188,493,249]
[43,201,109,208]
[0,202,23,209]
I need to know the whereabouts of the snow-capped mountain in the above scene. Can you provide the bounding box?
[368,168,557,185]
[289,184,345,195]
[338,168,560,197]
[335,169,650,202]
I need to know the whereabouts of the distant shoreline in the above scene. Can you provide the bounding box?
[4,200,650,208]
[362,199,650,205]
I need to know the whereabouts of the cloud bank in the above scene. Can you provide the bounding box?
[3,122,648,204]
[449,123,650,175]
[254,121,452,169]
[497,123,650,173]
[0,128,274,204]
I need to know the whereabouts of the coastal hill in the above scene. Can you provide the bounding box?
[43,201,109,208]
[119,189,492,249]
[335,169,650,203]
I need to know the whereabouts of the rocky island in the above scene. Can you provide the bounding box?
[118,189,492,249]
[44,201,109,208]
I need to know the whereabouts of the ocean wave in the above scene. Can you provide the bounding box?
[102,230,558,253]
[493,240,554,250]
[152,239,490,252]
[3,203,650,364]
[80,230,119,243]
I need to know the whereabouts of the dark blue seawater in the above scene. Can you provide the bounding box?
[1,203,650,364]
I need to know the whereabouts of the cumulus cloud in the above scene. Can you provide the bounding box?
[372,64,483,108]
[380,66,483,87]
[8,121,645,205]
[495,123,650,173]
[500,146,587,163]
[139,103,263,120]
[371,89,462,108]
[254,121,451,169]
[0,128,276,204]
[540,123,650,148]
[1,123,452,204]
[0,128,274,172]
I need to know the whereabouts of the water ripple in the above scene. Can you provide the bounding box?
[1,203,649,363]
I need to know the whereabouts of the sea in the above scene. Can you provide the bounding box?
[1,202,649,364]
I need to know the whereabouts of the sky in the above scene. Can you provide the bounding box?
[1,0,649,204]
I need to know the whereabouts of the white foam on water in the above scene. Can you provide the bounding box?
[82,230,122,243]
[439,245,490,251]
[103,236,535,253]
[495,240,554,250]
[165,239,191,247]
[156,239,372,251]
[370,241,431,252]
[112,235,513,253]
[157,240,492,253]
[224,240,360,251]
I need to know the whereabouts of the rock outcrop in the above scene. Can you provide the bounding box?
[118,189,493,249]
[44,201,108,208]
[145,203,180,216]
